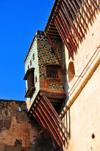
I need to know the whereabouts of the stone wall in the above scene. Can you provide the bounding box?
[0,100,52,151]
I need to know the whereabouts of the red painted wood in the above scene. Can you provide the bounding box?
[61,2,82,42]
[59,9,79,49]
[91,0,99,13]
[71,0,88,29]
[36,106,61,149]
[56,15,77,53]
[38,103,65,146]
[54,18,74,58]
[39,98,67,141]
[63,0,85,39]
[34,109,59,150]
[42,95,69,138]
[82,1,93,21]
[67,0,87,33]
[75,0,92,25]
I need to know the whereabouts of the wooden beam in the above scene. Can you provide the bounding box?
[47,36,61,40]
[71,0,88,29]
[47,32,60,36]
[75,0,92,25]
[68,0,87,34]
[59,9,79,49]
[63,0,85,39]
[55,18,74,58]
[56,15,77,52]
[48,25,56,29]
[91,0,99,13]
[49,22,55,26]
[48,28,58,32]
[39,95,68,140]
[61,2,82,42]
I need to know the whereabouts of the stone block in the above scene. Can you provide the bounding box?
[12,102,19,111]
[4,120,11,130]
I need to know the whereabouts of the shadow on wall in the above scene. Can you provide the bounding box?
[60,43,74,141]
[32,131,52,151]
[0,100,52,151]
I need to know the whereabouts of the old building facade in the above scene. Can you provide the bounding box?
[0,0,100,151]
[23,0,100,150]
[0,100,53,151]
[43,0,100,150]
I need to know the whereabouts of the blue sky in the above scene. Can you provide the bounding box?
[0,0,54,101]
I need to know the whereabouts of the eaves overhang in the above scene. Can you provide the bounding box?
[44,0,61,40]
[44,0,100,58]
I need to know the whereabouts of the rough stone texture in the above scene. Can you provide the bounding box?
[4,144,22,151]
[62,12,100,151]
[4,120,11,130]
[0,100,52,151]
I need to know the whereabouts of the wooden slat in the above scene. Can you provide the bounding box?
[68,0,87,33]
[61,2,82,42]
[39,95,67,141]
[54,18,74,58]
[47,32,60,36]
[56,15,77,52]
[75,0,92,25]
[63,0,85,39]
[59,9,79,49]
[33,113,56,151]
[48,28,58,33]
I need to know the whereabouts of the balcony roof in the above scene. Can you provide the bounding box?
[28,91,69,150]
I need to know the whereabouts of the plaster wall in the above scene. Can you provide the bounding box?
[68,12,100,89]
[62,11,100,151]
[63,64,100,151]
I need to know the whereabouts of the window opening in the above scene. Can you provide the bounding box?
[35,76,37,83]
[27,72,34,88]
[33,54,35,60]
[19,107,21,111]
[51,46,55,54]
[68,62,75,82]
[30,60,32,66]
[24,68,35,98]
[46,65,59,78]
